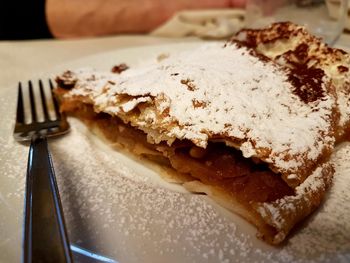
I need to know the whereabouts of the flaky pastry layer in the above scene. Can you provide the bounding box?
[55,37,339,188]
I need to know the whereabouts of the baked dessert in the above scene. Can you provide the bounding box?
[54,22,349,245]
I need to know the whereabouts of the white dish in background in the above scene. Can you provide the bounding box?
[0,43,349,263]
[326,0,350,30]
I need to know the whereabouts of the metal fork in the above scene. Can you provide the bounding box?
[14,80,73,263]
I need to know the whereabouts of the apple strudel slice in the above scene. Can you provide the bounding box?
[54,22,348,244]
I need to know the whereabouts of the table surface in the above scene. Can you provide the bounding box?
[0,32,349,263]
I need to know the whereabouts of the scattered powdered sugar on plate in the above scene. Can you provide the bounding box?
[49,119,259,262]
[0,92,27,201]
[46,118,349,262]
[265,142,350,263]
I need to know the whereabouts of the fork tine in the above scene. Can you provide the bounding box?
[28,81,37,123]
[49,79,61,120]
[14,79,70,142]
[16,82,25,124]
[39,80,50,121]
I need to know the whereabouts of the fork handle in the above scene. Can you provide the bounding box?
[23,136,73,263]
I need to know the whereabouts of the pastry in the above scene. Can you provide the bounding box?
[54,22,349,244]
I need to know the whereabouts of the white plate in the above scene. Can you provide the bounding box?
[1,42,350,263]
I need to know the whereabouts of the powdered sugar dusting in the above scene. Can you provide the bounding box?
[49,119,260,262]
[51,119,350,263]
[255,162,333,244]
[275,142,350,262]
[1,42,349,262]
[235,22,350,138]
[61,42,336,184]
[1,94,349,262]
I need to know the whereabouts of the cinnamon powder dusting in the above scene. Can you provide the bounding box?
[233,22,305,48]
[283,42,326,103]
[192,99,207,108]
[180,78,197,91]
[111,63,129,74]
[288,66,325,104]
[338,65,349,73]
